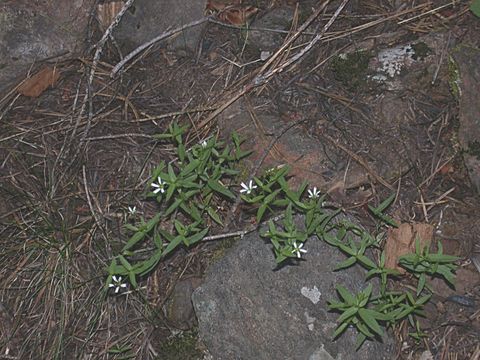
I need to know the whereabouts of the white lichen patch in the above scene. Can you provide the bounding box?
[377,45,415,78]
[300,285,321,304]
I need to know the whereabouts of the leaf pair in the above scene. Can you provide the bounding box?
[329,284,388,349]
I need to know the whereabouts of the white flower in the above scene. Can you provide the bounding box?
[151,177,167,194]
[201,140,208,148]
[307,187,320,199]
[108,275,127,294]
[292,242,307,258]
[128,206,136,215]
[240,180,257,195]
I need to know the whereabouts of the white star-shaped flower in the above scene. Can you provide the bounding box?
[108,275,127,294]
[307,187,320,199]
[240,180,257,195]
[128,206,136,215]
[151,177,167,194]
[292,242,307,258]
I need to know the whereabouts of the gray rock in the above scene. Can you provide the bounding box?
[248,7,294,52]
[450,45,480,194]
[0,0,93,94]
[164,277,202,330]
[193,216,394,360]
[112,0,206,54]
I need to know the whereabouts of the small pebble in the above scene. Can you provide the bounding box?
[445,295,476,308]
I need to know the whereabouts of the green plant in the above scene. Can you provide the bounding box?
[104,124,459,351]
[329,284,389,349]
[106,122,250,288]
[261,203,309,263]
[398,238,459,295]
[368,194,398,227]
[240,165,304,223]
[322,195,459,347]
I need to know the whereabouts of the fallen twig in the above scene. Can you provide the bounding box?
[111,16,213,77]
[197,0,349,130]
[319,132,394,190]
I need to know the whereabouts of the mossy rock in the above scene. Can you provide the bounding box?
[156,330,204,360]
[330,50,373,90]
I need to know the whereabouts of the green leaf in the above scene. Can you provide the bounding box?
[416,294,431,306]
[178,143,186,162]
[174,220,186,235]
[435,266,456,286]
[167,163,177,182]
[320,231,340,247]
[355,333,367,350]
[356,321,375,338]
[137,250,163,276]
[338,307,358,323]
[374,212,398,227]
[275,253,288,264]
[186,227,209,245]
[471,0,480,17]
[417,273,426,295]
[337,242,356,256]
[158,228,174,242]
[128,272,138,288]
[121,231,146,252]
[181,159,199,176]
[358,309,384,336]
[145,213,162,232]
[427,253,459,263]
[179,202,201,222]
[153,133,173,140]
[285,203,293,226]
[415,237,422,254]
[337,286,355,305]
[357,254,377,269]
[163,236,183,256]
[207,207,223,226]
[335,256,357,270]
[257,203,268,223]
[365,268,380,280]
[362,283,373,300]
[368,194,398,227]
[165,182,176,202]
[333,321,349,339]
[207,179,235,200]
[124,224,139,232]
[164,198,182,217]
[153,232,163,249]
[107,259,125,275]
[374,194,395,213]
[118,255,133,271]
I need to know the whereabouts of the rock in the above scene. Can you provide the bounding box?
[248,7,294,52]
[384,223,433,273]
[367,32,453,91]
[0,0,94,94]
[218,100,334,191]
[164,277,202,330]
[192,215,394,360]
[112,0,206,55]
[450,45,480,194]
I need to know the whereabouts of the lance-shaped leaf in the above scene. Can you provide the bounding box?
[207,179,235,200]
